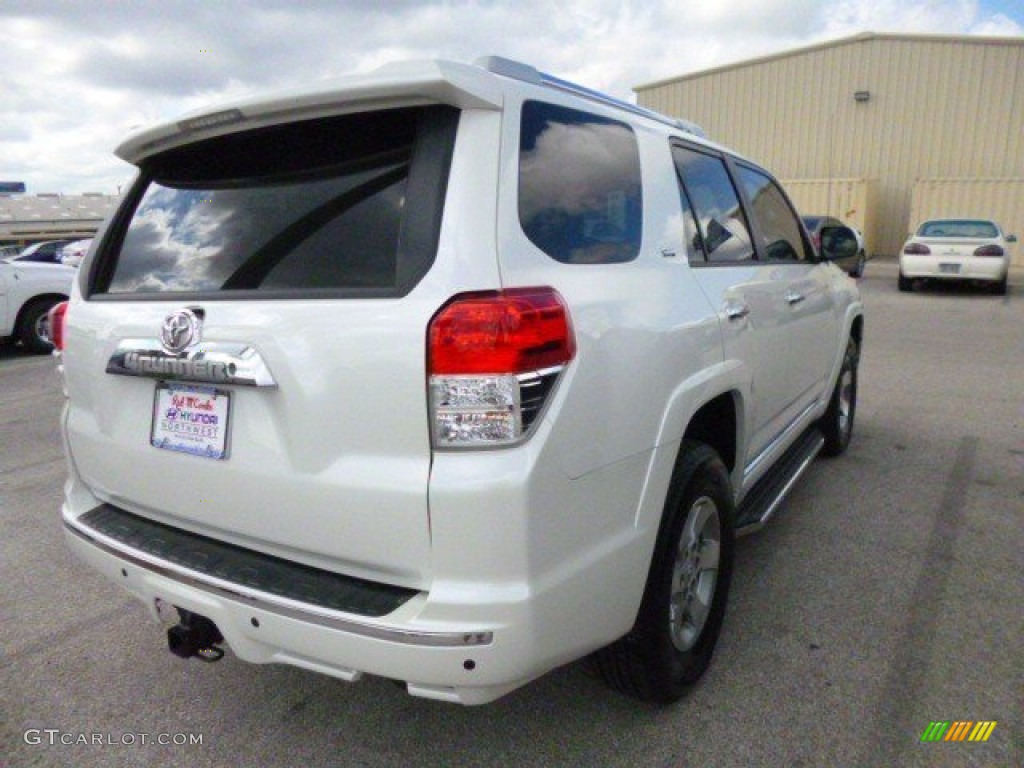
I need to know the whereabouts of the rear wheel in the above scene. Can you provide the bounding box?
[593,440,735,703]
[990,276,1008,295]
[821,338,858,456]
[898,272,912,292]
[17,298,61,354]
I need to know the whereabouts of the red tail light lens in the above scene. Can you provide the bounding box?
[429,288,575,375]
[428,287,575,448]
[903,243,931,255]
[973,244,1004,257]
[48,301,69,351]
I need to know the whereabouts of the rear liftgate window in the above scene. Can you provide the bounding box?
[519,101,642,264]
[92,106,458,299]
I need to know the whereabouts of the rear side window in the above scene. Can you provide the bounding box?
[671,146,753,263]
[735,164,810,262]
[519,101,642,264]
[92,106,458,298]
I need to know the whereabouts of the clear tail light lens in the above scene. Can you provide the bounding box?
[903,243,931,255]
[973,244,1004,257]
[428,288,575,448]
[48,301,69,351]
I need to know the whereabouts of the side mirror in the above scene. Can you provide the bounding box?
[1006,234,1018,243]
[819,226,858,261]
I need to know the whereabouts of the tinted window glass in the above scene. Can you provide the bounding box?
[519,101,642,264]
[18,241,67,263]
[671,146,753,263]
[676,182,705,264]
[736,165,809,262]
[97,107,454,295]
[919,220,998,238]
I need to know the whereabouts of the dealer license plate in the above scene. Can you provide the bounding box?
[939,263,960,274]
[151,383,231,460]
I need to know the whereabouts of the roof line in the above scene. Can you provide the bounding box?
[634,31,1024,92]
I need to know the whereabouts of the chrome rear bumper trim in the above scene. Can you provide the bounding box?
[65,520,493,648]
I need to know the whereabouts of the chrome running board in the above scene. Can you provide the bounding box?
[735,427,824,536]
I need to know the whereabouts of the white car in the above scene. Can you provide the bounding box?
[0,259,75,351]
[53,56,863,706]
[899,218,1015,295]
[59,238,93,268]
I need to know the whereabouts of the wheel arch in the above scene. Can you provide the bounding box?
[15,292,69,336]
[640,366,748,535]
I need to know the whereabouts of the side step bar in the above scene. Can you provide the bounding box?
[735,427,824,535]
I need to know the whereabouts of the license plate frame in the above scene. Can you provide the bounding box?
[151,382,231,460]
[939,262,961,274]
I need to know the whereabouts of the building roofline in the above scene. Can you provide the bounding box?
[634,31,1024,92]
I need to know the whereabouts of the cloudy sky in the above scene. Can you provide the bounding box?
[3,0,1021,195]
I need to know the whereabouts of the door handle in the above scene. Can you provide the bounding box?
[785,291,806,305]
[724,303,750,320]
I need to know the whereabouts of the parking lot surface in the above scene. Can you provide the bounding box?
[2,262,1021,767]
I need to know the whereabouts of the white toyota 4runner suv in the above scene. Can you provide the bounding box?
[54,57,863,705]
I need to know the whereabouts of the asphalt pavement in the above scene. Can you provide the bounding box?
[1,262,1021,768]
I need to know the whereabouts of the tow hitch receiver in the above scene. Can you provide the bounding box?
[167,608,225,662]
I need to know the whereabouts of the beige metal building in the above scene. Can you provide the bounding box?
[635,33,1024,262]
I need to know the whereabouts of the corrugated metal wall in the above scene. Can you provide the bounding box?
[636,34,1024,259]
[910,179,1024,263]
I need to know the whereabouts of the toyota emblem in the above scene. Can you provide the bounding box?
[160,309,202,354]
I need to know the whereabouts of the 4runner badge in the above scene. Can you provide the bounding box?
[160,309,202,354]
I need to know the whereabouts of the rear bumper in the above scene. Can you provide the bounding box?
[59,388,659,705]
[64,507,536,704]
[900,254,1008,281]
[60,438,654,704]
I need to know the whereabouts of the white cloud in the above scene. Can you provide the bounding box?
[0,0,1019,194]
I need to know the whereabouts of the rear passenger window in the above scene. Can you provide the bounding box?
[671,146,753,263]
[735,165,810,262]
[519,101,642,264]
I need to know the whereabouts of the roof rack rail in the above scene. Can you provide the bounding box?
[475,56,706,138]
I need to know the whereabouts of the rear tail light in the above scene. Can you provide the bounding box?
[428,287,575,448]
[973,244,1004,257]
[903,243,931,255]
[48,301,69,351]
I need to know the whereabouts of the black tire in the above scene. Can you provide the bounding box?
[593,440,735,703]
[990,276,1008,296]
[897,272,912,292]
[821,337,858,457]
[17,298,61,354]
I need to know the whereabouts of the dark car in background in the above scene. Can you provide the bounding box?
[802,215,865,277]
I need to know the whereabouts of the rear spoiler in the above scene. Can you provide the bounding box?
[116,59,504,165]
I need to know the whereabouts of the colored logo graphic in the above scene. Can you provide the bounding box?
[920,721,997,743]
